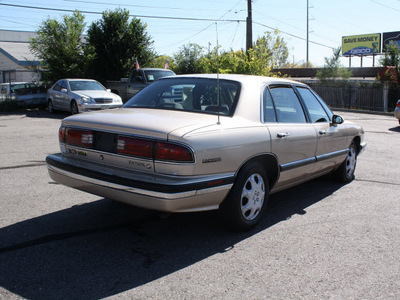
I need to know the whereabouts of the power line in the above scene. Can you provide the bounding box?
[253,21,335,50]
[0,3,245,22]
[62,0,211,12]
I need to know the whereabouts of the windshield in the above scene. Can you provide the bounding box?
[69,80,105,91]
[143,70,175,82]
[123,78,241,116]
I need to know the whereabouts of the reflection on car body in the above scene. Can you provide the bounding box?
[46,74,366,229]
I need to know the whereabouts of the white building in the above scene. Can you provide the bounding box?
[0,30,42,83]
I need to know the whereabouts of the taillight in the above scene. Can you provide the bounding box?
[397,101,400,107]
[155,142,194,162]
[65,128,93,147]
[117,136,153,158]
[59,126,65,143]
[117,136,193,162]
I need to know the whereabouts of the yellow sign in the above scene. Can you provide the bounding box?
[342,33,381,56]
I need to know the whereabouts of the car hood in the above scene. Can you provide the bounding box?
[61,108,228,140]
[72,90,118,99]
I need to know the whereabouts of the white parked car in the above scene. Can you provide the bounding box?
[46,74,366,229]
[47,79,123,114]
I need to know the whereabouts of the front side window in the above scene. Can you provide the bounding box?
[124,78,240,116]
[269,86,306,123]
[296,87,330,123]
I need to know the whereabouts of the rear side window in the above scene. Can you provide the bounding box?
[269,86,306,123]
[263,88,277,122]
[296,87,329,123]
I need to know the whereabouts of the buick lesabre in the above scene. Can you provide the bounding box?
[46,74,366,229]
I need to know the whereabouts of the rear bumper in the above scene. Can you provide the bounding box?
[46,154,234,212]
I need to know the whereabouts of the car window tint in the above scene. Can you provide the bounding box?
[61,81,69,90]
[53,82,62,91]
[131,70,141,82]
[296,87,329,123]
[124,78,240,116]
[263,87,277,122]
[269,86,306,123]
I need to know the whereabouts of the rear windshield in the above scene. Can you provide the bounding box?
[143,70,175,82]
[123,78,241,116]
[10,83,43,95]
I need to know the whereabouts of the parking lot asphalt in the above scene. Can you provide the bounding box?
[0,109,399,299]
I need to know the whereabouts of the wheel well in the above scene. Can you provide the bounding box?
[352,136,361,154]
[237,154,279,191]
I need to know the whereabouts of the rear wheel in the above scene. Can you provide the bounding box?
[220,161,269,230]
[335,141,358,182]
[70,100,79,115]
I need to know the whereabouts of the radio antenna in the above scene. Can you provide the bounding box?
[215,22,221,125]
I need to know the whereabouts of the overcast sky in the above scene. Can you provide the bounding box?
[1,0,399,67]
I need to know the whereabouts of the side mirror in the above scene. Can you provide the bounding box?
[135,76,143,82]
[331,114,344,126]
[106,89,111,92]
[61,88,68,93]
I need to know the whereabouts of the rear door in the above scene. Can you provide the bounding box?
[263,85,318,190]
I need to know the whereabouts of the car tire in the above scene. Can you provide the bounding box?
[220,161,269,230]
[335,141,358,183]
[48,100,55,114]
[70,100,79,115]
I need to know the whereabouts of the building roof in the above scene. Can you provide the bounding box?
[0,41,39,66]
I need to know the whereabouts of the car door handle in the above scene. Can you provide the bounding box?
[319,130,327,135]
[277,132,290,138]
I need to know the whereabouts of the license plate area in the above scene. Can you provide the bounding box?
[94,132,118,153]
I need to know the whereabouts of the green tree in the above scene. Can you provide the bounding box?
[151,55,175,70]
[29,10,87,82]
[193,30,288,76]
[379,42,400,85]
[87,8,155,83]
[316,47,352,84]
[172,43,207,74]
[252,30,288,69]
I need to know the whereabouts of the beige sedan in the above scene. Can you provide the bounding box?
[46,74,366,230]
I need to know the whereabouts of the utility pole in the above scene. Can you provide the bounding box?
[246,0,252,52]
[306,0,309,66]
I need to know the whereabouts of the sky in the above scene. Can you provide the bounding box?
[1,0,400,68]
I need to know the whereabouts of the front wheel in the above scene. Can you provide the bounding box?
[335,141,358,183]
[70,100,79,115]
[220,161,269,230]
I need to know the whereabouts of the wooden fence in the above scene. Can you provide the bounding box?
[308,84,400,112]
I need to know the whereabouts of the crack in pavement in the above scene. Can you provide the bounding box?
[356,178,400,186]
[0,215,159,254]
[0,162,46,170]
